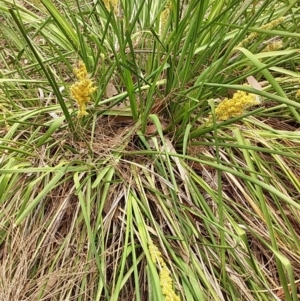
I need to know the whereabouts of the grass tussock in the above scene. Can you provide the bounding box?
[1,0,300,300]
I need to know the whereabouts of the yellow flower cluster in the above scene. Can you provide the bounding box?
[215,89,259,121]
[0,104,10,131]
[238,17,285,47]
[296,90,300,98]
[70,61,97,118]
[103,0,119,13]
[263,40,283,52]
[149,243,180,301]
[160,3,172,35]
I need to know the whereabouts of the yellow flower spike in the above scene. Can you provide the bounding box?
[237,17,285,48]
[296,90,300,98]
[0,104,10,131]
[148,242,180,301]
[160,2,172,35]
[73,61,88,81]
[263,40,283,52]
[215,89,259,121]
[260,17,285,30]
[103,0,119,13]
[70,61,97,118]
[149,243,161,264]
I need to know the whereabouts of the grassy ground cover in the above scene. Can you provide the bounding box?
[1,0,300,300]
